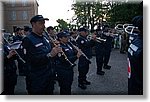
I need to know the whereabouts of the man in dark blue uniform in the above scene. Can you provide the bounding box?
[128,16,143,95]
[56,31,81,95]
[95,29,106,75]
[95,25,113,76]
[2,38,18,95]
[13,27,25,76]
[47,26,57,40]
[69,31,78,46]
[103,25,113,70]
[76,27,95,89]
[13,27,24,42]
[22,15,62,95]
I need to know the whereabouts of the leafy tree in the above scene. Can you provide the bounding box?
[72,1,105,30]
[56,19,69,31]
[107,1,143,25]
[71,0,142,29]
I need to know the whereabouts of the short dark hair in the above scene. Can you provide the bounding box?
[47,26,54,31]
[57,31,70,38]
[78,27,88,32]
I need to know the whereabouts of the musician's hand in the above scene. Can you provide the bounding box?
[49,47,62,57]
[54,40,60,47]
[7,49,16,59]
[77,49,82,58]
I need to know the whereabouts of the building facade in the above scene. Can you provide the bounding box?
[2,0,38,33]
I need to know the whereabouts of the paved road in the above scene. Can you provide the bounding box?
[14,49,128,95]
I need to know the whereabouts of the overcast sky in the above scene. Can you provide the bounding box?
[38,0,75,27]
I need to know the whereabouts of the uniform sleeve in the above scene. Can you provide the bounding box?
[76,38,95,50]
[4,45,17,65]
[68,55,77,63]
[22,37,50,66]
[76,38,85,49]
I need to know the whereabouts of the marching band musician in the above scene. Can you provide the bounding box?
[102,25,114,70]
[69,31,78,46]
[46,26,57,40]
[95,25,114,76]
[56,31,82,95]
[46,26,58,83]
[76,27,96,89]
[22,15,62,95]
[128,16,143,95]
[95,28,106,75]
[24,26,31,36]
[2,38,18,95]
[13,27,25,76]
[70,29,78,45]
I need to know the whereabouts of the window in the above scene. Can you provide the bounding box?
[11,11,16,20]
[22,0,28,6]
[22,11,28,20]
[11,0,16,7]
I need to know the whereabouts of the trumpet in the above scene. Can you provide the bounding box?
[87,35,106,43]
[3,37,26,64]
[44,30,76,68]
[115,24,124,30]
[124,25,139,35]
[123,24,133,29]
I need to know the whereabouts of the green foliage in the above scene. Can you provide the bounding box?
[55,1,142,31]
[107,2,143,25]
[71,0,142,29]
[72,1,105,30]
[56,19,69,30]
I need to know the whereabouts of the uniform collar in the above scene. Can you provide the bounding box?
[31,32,44,38]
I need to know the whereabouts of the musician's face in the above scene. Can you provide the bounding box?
[71,33,77,38]
[60,36,69,43]
[48,29,53,34]
[32,20,45,35]
[80,31,88,37]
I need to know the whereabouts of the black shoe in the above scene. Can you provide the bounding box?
[83,80,91,85]
[78,84,87,89]
[103,65,111,69]
[97,71,105,75]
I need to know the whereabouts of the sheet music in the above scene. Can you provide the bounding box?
[9,41,22,49]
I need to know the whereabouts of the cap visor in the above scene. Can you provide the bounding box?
[39,18,49,21]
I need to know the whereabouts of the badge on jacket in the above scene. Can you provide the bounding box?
[81,40,84,44]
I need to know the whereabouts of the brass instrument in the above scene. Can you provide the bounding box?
[123,24,133,29]
[115,24,139,44]
[124,25,139,35]
[87,35,106,43]
[115,24,124,30]
[3,37,26,64]
[115,23,139,35]
[44,30,76,67]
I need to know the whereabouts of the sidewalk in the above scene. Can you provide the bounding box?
[14,49,128,95]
